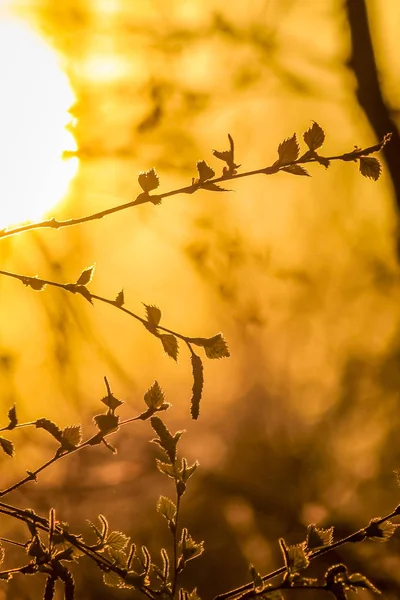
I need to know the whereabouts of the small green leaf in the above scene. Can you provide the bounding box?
[179,528,204,562]
[190,353,203,420]
[306,524,334,549]
[160,334,179,361]
[249,564,264,591]
[124,571,150,588]
[0,437,14,457]
[212,134,240,175]
[93,413,120,434]
[115,289,124,307]
[61,425,82,449]
[74,285,93,304]
[277,134,299,165]
[282,165,310,176]
[7,405,17,430]
[23,276,46,291]
[143,304,162,327]
[138,168,160,193]
[101,394,124,411]
[303,122,325,151]
[144,381,165,410]
[365,518,398,542]
[181,458,199,483]
[359,157,381,180]
[106,531,130,552]
[193,333,230,359]
[197,160,215,182]
[279,539,309,573]
[103,570,132,589]
[348,573,380,594]
[151,416,183,463]
[201,182,230,192]
[157,496,177,522]
[76,264,95,286]
[156,459,178,478]
[36,418,63,442]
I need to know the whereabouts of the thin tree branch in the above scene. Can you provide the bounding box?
[0,135,389,241]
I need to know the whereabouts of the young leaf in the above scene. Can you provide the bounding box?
[306,524,334,549]
[212,134,240,175]
[303,122,325,151]
[138,168,160,193]
[36,418,63,442]
[115,289,125,307]
[156,459,178,479]
[190,353,204,420]
[179,528,204,562]
[277,134,299,165]
[249,564,264,592]
[93,413,120,435]
[279,539,309,573]
[192,333,230,359]
[201,182,230,192]
[348,573,380,594]
[74,285,93,304]
[160,334,179,361]
[101,394,124,412]
[197,160,215,183]
[151,416,183,463]
[7,405,17,430]
[181,458,199,483]
[23,276,46,291]
[143,304,162,327]
[103,571,131,589]
[106,531,130,552]
[144,381,165,410]
[0,436,14,457]
[157,496,177,522]
[359,157,381,180]
[365,518,398,542]
[61,425,82,450]
[282,165,310,177]
[76,264,95,286]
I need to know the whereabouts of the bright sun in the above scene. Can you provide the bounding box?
[0,16,78,228]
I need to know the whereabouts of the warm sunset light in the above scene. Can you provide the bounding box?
[0,17,78,228]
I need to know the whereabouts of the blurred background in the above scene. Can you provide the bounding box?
[1,0,400,598]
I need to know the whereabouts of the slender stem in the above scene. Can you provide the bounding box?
[214,507,400,600]
[0,537,26,547]
[0,135,389,242]
[0,269,206,349]
[171,491,181,597]
[0,403,163,497]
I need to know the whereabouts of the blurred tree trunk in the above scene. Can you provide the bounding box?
[345,0,400,253]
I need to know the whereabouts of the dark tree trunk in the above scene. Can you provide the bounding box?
[345,0,400,253]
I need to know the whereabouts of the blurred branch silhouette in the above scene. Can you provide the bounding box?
[345,0,400,251]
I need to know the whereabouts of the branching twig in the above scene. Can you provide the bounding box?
[0,127,390,241]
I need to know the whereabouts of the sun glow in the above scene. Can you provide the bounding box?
[0,17,78,228]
